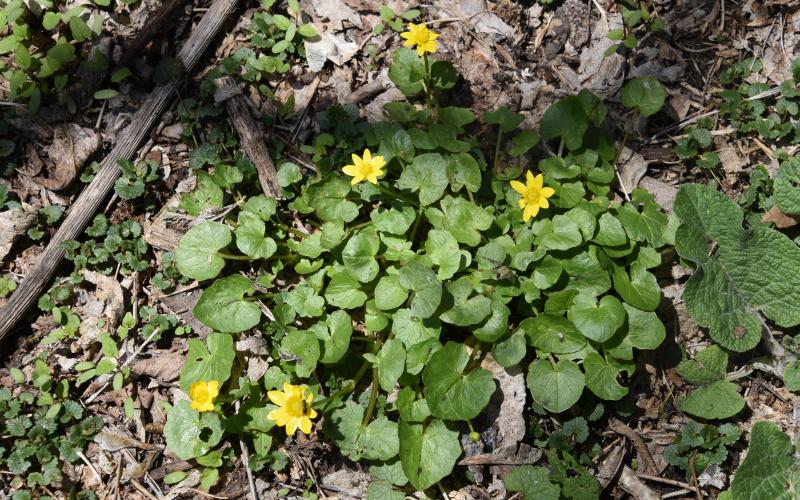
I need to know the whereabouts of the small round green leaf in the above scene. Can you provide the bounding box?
[176,222,232,281]
[526,359,585,413]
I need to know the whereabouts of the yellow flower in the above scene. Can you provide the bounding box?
[342,148,386,185]
[400,23,439,56]
[267,382,318,436]
[510,171,556,222]
[189,380,219,412]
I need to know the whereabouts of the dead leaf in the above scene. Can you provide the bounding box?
[304,27,359,72]
[82,270,125,329]
[481,354,526,449]
[458,443,542,466]
[435,0,514,39]
[310,0,362,31]
[762,205,800,229]
[94,429,159,452]
[131,351,185,382]
[34,124,100,191]
[0,203,37,263]
[617,147,650,196]
[639,176,678,212]
[618,466,660,500]
[716,139,748,175]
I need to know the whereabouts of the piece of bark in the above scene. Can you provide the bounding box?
[0,0,241,345]
[213,76,281,197]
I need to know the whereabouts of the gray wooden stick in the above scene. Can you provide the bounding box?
[0,0,240,345]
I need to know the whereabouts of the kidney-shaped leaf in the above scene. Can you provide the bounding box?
[422,342,495,420]
[193,274,261,333]
[176,221,231,281]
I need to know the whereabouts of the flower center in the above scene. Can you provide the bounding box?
[286,395,304,416]
[524,187,541,204]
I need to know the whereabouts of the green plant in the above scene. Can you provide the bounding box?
[217,0,317,91]
[161,23,672,495]
[664,420,741,481]
[372,5,420,35]
[675,117,720,169]
[606,1,665,53]
[719,421,800,499]
[675,345,745,419]
[114,158,159,200]
[0,360,103,498]
[673,183,800,353]
[62,217,150,275]
[0,0,114,112]
[25,205,62,241]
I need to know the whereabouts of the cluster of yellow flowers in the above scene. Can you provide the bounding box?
[339,24,555,222]
[189,380,318,436]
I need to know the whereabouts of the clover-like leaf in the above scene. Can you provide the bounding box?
[398,418,461,491]
[326,401,399,461]
[425,229,463,280]
[164,400,224,460]
[674,184,800,351]
[612,263,660,312]
[179,332,235,391]
[391,308,441,349]
[388,47,426,96]
[308,177,359,223]
[193,275,261,333]
[422,342,495,421]
[484,106,524,133]
[438,278,491,326]
[325,268,368,309]
[527,358,585,413]
[176,222,231,281]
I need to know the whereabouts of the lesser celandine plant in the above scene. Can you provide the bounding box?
[165,20,670,495]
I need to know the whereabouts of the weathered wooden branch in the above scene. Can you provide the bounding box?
[0,0,240,345]
[115,0,191,70]
[214,76,281,197]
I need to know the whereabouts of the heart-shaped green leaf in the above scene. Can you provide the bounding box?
[422,342,495,421]
[568,295,626,342]
[193,274,261,333]
[527,359,585,413]
[521,315,587,354]
[164,400,224,460]
[583,351,628,401]
[399,418,461,490]
[179,332,235,391]
[176,221,231,281]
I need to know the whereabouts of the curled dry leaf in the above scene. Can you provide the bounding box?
[131,351,186,382]
[762,205,800,229]
[0,203,37,263]
[33,124,101,191]
[94,428,159,452]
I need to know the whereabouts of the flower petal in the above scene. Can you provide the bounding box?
[541,186,555,198]
[285,417,299,436]
[510,180,527,195]
[363,149,372,162]
[523,204,533,222]
[533,173,544,190]
[269,407,290,426]
[539,197,550,209]
[268,390,288,407]
[299,416,313,435]
[525,170,535,185]
[351,153,363,167]
[530,204,541,218]
[207,380,220,399]
[342,164,359,177]
[518,198,527,209]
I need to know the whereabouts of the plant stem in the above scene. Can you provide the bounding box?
[493,128,503,172]
[377,183,419,207]
[314,359,371,410]
[361,336,384,427]
[218,252,252,261]
[278,223,309,238]
[409,206,424,241]
[423,54,435,117]
[245,292,273,301]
